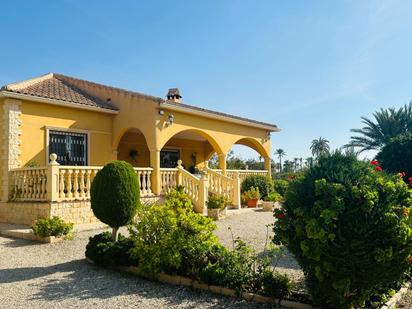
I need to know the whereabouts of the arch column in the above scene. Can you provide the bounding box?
[149,148,162,195]
[218,153,227,175]
[264,156,271,178]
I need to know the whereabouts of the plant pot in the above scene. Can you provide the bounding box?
[208,207,227,220]
[247,198,259,208]
[262,201,274,212]
[207,209,219,220]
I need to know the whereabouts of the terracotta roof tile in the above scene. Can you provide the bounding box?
[2,74,118,111]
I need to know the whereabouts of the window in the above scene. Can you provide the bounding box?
[48,130,88,166]
[160,148,180,168]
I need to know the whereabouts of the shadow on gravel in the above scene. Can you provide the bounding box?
[1,236,41,248]
[25,259,269,308]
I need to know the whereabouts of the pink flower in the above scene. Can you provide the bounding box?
[371,160,379,166]
[375,166,382,171]
[275,213,285,219]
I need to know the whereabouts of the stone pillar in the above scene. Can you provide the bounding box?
[197,173,208,214]
[218,153,227,175]
[231,172,241,209]
[149,149,161,195]
[1,99,22,202]
[111,149,118,161]
[264,156,271,178]
[46,153,60,202]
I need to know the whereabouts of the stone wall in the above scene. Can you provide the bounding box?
[0,201,98,225]
[0,196,162,226]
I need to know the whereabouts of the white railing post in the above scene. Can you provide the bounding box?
[176,160,184,185]
[46,153,60,202]
[197,172,208,214]
[231,172,241,209]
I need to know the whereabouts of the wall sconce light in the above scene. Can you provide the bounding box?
[267,132,271,140]
[158,109,165,116]
[165,113,174,127]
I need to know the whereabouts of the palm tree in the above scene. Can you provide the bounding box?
[275,149,286,172]
[293,158,299,171]
[305,157,314,168]
[345,102,412,153]
[310,137,330,157]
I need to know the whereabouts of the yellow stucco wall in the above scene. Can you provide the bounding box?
[117,131,151,167]
[0,98,4,201]
[20,100,114,166]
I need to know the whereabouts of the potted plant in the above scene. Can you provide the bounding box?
[262,191,282,211]
[207,194,229,220]
[246,187,260,208]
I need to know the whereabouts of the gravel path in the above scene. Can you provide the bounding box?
[0,209,302,309]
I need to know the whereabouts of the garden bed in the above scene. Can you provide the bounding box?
[86,257,313,309]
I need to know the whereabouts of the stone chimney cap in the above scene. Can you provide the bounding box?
[167,88,182,99]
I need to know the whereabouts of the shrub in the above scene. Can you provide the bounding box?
[207,194,230,209]
[128,188,218,275]
[91,160,140,241]
[199,238,293,298]
[266,191,282,202]
[241,175,273,199]
[273,179,289,197]
[377,133,412,183]
[32,216,73,238]
[262,270,294,299]
[85,232,137,267]
[273,152,412,308]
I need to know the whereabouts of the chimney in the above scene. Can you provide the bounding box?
[166,88,182,103]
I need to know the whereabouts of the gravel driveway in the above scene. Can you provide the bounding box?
[0,208,301,309]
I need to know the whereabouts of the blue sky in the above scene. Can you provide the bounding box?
[1,0,412,162]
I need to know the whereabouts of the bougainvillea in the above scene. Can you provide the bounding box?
[273,152,412,308]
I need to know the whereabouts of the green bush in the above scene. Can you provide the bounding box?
[128,187,218,274]
[377,133,412,183]
[91,160,140,241]
[262,270,294,299]
[85,232,137,267]
[32,216,73,238]
[199,239,292,298]
[273,179,289,197]
[266,191,282,202]
[241,175,273,199]
[207,194,230,209]
[273,152,412,308]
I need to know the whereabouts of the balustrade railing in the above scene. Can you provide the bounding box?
[10,167,48,201]
[160,168,178,194]
[10,162,155,202]
[213,169,268,182]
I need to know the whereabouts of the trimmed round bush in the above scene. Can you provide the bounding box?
[91,160,140,240]
[273,152,412,308]
[377,133,412,183]
[241,175,273,199]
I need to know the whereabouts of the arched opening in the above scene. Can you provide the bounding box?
[116,128,150,167]
[209,137,270,171]
[160,129,222,173]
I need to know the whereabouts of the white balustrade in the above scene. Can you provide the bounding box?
[214,169,269,182]
[10,165,155,202]
[160,168,178,194]
[133,167,153,196]
[10,167,48,201]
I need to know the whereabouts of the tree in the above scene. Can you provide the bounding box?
[310,137,330,157]
[345,102,412,153]
[376,133,412,182]
[91,160,140,241]
[275,149,286,172]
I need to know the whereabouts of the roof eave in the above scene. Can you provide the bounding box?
[160,101,280,132]
[0,91,119,115]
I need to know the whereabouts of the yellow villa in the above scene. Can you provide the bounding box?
[0,73,279,226]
